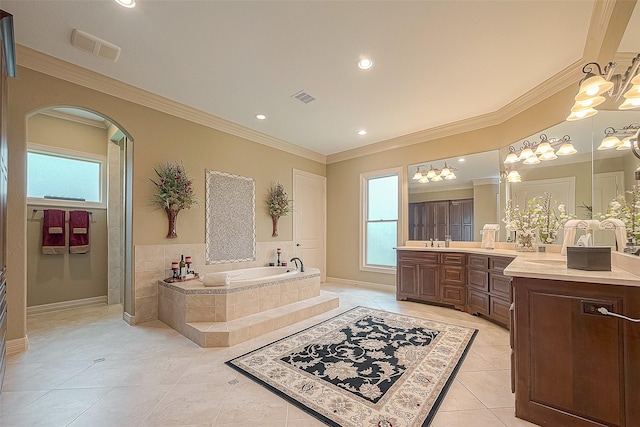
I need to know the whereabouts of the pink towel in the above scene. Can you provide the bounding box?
[42,209,66,255]
[69,210,90,254]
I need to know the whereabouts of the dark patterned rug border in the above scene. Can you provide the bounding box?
[226,306,478,426]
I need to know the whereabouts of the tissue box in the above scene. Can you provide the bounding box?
[566,246,611,271]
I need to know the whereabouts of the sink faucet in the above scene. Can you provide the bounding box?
[290,257,304,272]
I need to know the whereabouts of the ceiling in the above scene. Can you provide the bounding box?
[4,1,635,157]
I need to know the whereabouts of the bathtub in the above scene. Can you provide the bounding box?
[202,266,299,287]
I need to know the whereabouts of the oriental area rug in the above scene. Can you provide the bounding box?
[226,306,478,427]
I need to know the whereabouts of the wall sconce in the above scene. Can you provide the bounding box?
[567,53,640,121]
[504,134,575,165]
[412,162,457,183]
[597,124,640,151]
[500,169,521,183]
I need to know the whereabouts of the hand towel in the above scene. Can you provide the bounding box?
[481,224,499,249]
[561,219,579,255]
[600,218,627,252]
[42,209,66,255]
[69,210,90,254]
[202,272,230,287]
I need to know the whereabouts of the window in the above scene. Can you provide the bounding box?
[361,168,402,272]
[27,143,106,208]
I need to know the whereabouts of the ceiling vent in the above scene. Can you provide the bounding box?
[71,29,121,62]
[291,90,316,104]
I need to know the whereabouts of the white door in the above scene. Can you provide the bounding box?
[293,169,326,282]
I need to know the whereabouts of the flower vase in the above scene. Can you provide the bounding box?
[515,230,536,252]
[271,214,280,237]
[166,208,179,239]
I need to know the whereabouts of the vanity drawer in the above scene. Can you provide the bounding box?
[490,256,513,273]
[467,269,488,290]
[398,251,439,264]
[441,265,465,286]
[490,274,512,299]
[467,289,489,316]
[442,285,465,305]
[468,254,489,269]
[442,253,466,265]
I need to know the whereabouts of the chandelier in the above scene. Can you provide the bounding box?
[504,134,576,165]
[567,54,640,121]
[597,123,640,151]
[412,162,457,183]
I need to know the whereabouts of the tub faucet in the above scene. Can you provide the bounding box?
[290,257,304,272]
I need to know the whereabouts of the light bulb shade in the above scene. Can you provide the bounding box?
[617,137,632,150]
[418,176,429,183]
[507,170,521,183]
[412,170,422,180]
[445,173,456,180]
[566,108,598,121]
[523,155,540,165]
[426,169,437,179]
[539,150,558,161]
[534,142,553,155]
[441,167,450,176]
[556,143,577,156]
[518,148,534,160]
[598,136,622,150]
[623,85,640,99]
[575,75,614,101]
[571,96,606,111]
[618,97,640,110]
[504,152,520,164]
[430,175,443,182]
[632,73,640,85]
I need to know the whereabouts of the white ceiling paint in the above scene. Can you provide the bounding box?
[2,1,600,155]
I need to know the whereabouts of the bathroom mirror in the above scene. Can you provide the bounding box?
[205,170,256,264]
[408,150,501,242]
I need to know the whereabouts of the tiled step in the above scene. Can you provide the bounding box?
[183,290,339,347]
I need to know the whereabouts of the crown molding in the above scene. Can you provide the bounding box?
[16,45,327,164]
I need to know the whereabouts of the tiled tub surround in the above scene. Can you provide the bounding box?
[133,241,296,324]
[158,268,339,347]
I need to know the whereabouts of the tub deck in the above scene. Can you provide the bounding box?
[157,268,339,347]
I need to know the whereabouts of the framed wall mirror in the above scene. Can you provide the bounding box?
[407,150,501,243]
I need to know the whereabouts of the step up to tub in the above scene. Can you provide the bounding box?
[182,291,339,347]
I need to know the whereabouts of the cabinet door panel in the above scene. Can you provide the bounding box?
[397,262,417,297]
[468,255,488,269]
[490,256,513,273]
[417,264,439,300]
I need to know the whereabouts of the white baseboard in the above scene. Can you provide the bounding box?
[122,312,135,325]
[7,336,29,355]
[27,296,107,315]
[325,277,395,292]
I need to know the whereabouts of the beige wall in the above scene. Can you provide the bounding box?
[326,86,578,285]
[26,114,109,306]
[473,183,499,241]
[7,66,325,341]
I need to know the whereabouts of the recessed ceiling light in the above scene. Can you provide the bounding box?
[115,0,136,8]
[256,114,266,120]
[357,58,373,70]
[458,158,466,162]
[358,130,367,136]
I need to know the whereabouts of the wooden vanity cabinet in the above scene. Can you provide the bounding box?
[512,277,640,427]
[466,254,514,329]
[396,251,465,310]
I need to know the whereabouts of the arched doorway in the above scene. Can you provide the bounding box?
[25,106,133,319]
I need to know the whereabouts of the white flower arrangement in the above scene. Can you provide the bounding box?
[596,184,640,243]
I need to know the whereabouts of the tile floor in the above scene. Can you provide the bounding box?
[1,282,539,426]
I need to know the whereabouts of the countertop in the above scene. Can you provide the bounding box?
[395,245,640,287]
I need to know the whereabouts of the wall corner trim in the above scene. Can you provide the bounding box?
[26,296,108,315]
